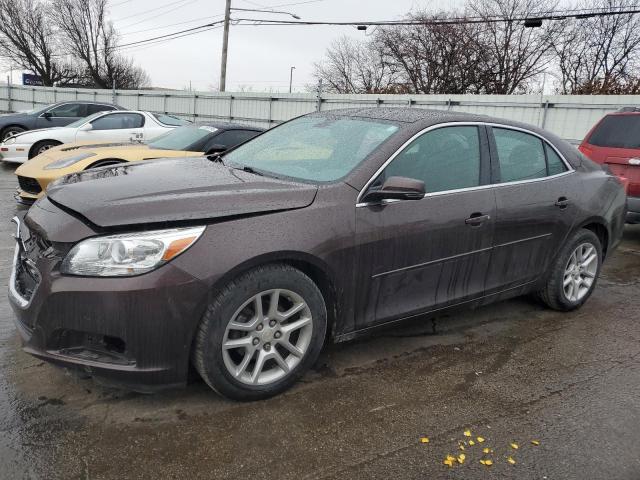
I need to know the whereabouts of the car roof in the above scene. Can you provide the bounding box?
[50,100,122,107]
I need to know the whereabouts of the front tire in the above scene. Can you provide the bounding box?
[193,264,327,401]
[537,229,602,311]
[2,126,25,141]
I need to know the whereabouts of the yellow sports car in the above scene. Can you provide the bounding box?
[14,122,264,203]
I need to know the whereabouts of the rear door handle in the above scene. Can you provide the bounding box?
[465,213,491,226]
[555,197,570,209]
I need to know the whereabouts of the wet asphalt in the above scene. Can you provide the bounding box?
[0,162,639,480]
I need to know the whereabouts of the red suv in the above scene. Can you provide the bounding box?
[579,108,640,223]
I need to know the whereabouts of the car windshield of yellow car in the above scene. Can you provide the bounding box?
[147,126,216,151]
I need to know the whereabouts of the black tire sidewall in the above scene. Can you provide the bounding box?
[195,265,327,401]
[3,126,25,140]
[548,230,602,310]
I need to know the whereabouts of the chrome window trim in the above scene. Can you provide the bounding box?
[356,121,575,207]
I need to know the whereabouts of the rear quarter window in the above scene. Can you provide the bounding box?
[588,115,640,149]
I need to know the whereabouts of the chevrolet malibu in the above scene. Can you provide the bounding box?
[9,108,626,401]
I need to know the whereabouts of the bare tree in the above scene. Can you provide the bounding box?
[375,12,487,94]
[313,36,399,93]
[51,0,150,89]
[554,0,640,94]
[0,0,78,85]
[468,0,561,94]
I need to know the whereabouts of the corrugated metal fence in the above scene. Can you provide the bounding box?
[1,84,639,142]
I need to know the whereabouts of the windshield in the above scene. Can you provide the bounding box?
[589,115,640,149]
[66,112,104,129]
[224,116,400,182]
[148,126,216,151]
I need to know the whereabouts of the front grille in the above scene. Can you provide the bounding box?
[17,176,42,195]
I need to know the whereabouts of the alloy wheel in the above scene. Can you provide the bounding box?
[222,288,313,386]
[37,144,53,155]
[563,242,598,302]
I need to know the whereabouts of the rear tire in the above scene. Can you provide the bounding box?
[193,264,327,401]
[536,229,602,311]
[29,140,61,159]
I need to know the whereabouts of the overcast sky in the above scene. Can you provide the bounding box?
[107,0,448,92]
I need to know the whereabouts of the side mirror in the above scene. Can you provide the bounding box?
[362,176,426,203]
[205,144,227,154]
[78,123,93,132]
[43,111,52,119]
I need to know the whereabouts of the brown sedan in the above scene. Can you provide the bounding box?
[9,108,626,400]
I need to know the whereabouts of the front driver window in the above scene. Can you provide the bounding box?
[376,126,481,193]
[91,113,145,131]
[48,103,86,117]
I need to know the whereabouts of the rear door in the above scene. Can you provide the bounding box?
[355,124,496,328]
[485,126,579,293]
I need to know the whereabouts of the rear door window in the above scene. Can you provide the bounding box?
[588,115,640,149]
[492,128,547,182]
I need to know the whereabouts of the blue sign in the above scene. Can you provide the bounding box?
[22,73,43,86]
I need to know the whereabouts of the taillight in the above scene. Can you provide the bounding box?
[578,144,593,156]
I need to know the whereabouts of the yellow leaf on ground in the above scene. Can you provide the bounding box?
[457,454,466,464]
[469,440,475,446]
[483,447,491,454]
[477,436,485,443]
[507,456,516,465]
[464,430,472,437]
[510,442,519,449]
[444,455,456,467]
[480,459,493,466]
[420,437,429,444]
[459,444,465,451]
[531,440,540,446]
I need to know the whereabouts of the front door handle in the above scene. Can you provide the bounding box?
[465,213,490,226]
[555,197,570,209]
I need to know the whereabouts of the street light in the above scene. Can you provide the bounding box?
[289,66,296,93]
[230,7,301,20]
[219,1,302,92]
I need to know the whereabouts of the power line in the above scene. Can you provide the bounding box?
[119,14,225,37]
[231,6,640,27]
[112,0,194,23]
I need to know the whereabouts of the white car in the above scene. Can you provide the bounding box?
[0,110,190,163]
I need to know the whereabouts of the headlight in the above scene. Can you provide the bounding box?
[45,152,96,169]
[60,226,205,277]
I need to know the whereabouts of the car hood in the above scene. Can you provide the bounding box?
[46,157,318,228]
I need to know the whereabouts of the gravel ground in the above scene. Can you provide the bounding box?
[0,161,639,479]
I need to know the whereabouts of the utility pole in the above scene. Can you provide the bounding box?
[219,0,232,92]
[289,66,295,93]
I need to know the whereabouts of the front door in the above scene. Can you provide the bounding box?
[354,124,496,329]
[76,112,146,143]
[484,126,578,293]
[36,102,87,128]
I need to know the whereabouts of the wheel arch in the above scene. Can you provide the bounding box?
[575,217,610,259]
[208,251,340,343]
[28,139,62,158]
[1,124,28,136]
